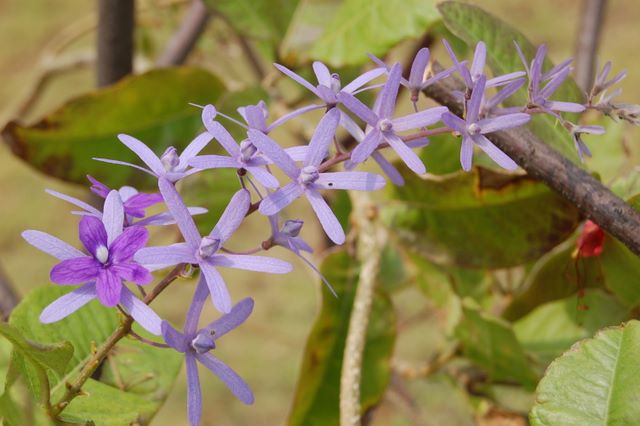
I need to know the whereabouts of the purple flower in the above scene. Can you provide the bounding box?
[274,61,385,106]
[369,48,457,104]
[441,75,530,171]
[443,40,525,92]
[162,279,253,426]
[338,63,448,174]
[568,124,605,159]
[480,78,526,117]
[22,191,162,335]
[88,175,162,218]
[514,43,585,114]
[135,179,292,313]
[590,61,627,105]
[248,109,386,244]
[94,131,213,183]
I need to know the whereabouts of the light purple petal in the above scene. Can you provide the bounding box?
[441,112,467,133]
[377,63,402,118]
[134,243,197,266]
[120,287,161,335]
[408,48,430,89]
[530,44,547,91]
[336,92,379,127]
[87,175,111,198]
[78,216,108,257]
[203,297,254,340]
[39,282,97,323]
[304,189,345,244]
[383,133,426,175]
[290,237,313,254]
[460,136,474,172]
[135,207,206,227]
[315,171,386,191]
[117,134,164,175]
[372,152,404,186]
[185,275,210,334]
[576,125,606,135]
[92,157,157,177]
[46,189,102,216]
[95,268,122,307]
[111,263,152,285]
[248,129,299,180]
[199,263,231,313]
[486,71,525,87]
[22,230,85,260]
[443,38,472,88]
[258,182,304,216]
[109,226,148,262]
[206,121,241,157]
[477,113,531,134]
[472,134,518,170]
[542,58,572,81]
[539,68,570,99]
[161,321,188,352]
[189,155,240,170]
[211,254,292,274]
[467,75,486,123]
[179,132,212,169]
[545,101,586,113]
[485,79,525,111]
[274,63,320,96]
[470,42,486,79]
[267,104,325,132]
[246,166,279,189]
[312,61,331,86]
[342,67,386,94]
[185,354,202,426]
[195,353,254,404]
[305,108,340,167]
[340,111,365,142]
[102,190,124,245]
[391,106,448,132]
[210,189,250,242]
[158,178,202,248]
[350,128,382,164]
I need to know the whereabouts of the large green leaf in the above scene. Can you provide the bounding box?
[456,300,538,388]
[286,249,396,426]
[600,235,640,308]
[9,285,182,423]
[384,167,580,269]
[310,0,439,67]
[530,320,640,425]
[2,68,224,189]
[438,1,584,164]
[514,290,629,365]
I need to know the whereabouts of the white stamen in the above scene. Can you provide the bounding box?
[96,245,109,264]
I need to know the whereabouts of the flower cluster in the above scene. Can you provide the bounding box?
[22,39,634,424]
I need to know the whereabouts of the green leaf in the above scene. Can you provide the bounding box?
[456,300,537,388]
[0,391,23,426]
[420,132,464,175]
[286,249,396,425]
[600,234,640,308]
[9,286,182,423]
[383,167,580,269]
[310,0,439,67]
[530,320,640,425]
[2,68,225,189]
[438,1,584,164]
[279,0,342,64]
[514,290,629,365]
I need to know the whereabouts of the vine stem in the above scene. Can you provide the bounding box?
[339,192,387,426]
[49,264,185,417]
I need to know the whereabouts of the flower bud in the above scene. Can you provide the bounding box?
[299,166,320,184]
[198,236,221,258]
[161,146,180,171]
[281,220,304,237]
[191,331,216,354]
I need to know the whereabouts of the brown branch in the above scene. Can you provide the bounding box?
[423,62,640,257]
[156,0,211,67]
[0,262,19,320]
[574,0,607,91]
[96,0,135,87]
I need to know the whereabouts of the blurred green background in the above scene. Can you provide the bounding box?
[1,1,639,425]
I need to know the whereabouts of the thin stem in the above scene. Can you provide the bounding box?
[574,0,607,91]
[156,0,211,67]
[50,264,185,417]
[220,246,263,255]
[340,192,387,426]
[128,330,171,348]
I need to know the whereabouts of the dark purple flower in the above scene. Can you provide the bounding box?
[94,132,213,183]
[162,279,253,425]
[441,75,530,171]
[274,61,385,106]
[135,179,292,313]
[248,109,386,244]
[338,64,448,174]
[22,191,161,335]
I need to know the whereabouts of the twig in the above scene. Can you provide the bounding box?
[50,264,185,417]
[0,262,19,320]
[574,0,607,91]
[156,0,211,67]
[422,62,640,257]
[96,0,135,87]
[340,193,387,426]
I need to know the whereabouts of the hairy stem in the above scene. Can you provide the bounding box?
[50,264,185,418]
[340,192,387,426]
[423,62,640,257]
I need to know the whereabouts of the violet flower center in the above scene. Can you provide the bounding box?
[191,331,216,354]
[299,166,319,185]
[161,146,180,172]
[379,118,393,132]
[468,123,481,135]
[198,236,221,259]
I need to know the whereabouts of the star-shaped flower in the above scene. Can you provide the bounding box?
[249,109,386,244]
[162,279,253,426]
